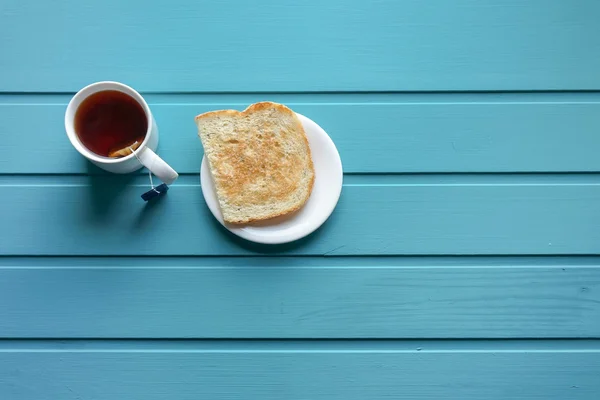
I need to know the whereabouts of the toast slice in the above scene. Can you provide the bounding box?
[195,102,315,224]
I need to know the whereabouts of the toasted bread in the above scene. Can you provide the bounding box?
[195,102,315,224]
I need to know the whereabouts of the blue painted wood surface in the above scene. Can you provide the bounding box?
[1,257,599,338]
[1,340,600,399]
[1,0,600,92]
[2,177,600,255]
[4,95,600,173]
[1,0,599,399]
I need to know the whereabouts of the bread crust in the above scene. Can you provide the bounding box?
[196,102,315,224]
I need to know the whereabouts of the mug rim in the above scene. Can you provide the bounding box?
[64,81,153,164]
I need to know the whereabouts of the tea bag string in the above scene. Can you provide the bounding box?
[129,145,160,194]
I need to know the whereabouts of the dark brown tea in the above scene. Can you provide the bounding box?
[74,90,148,157]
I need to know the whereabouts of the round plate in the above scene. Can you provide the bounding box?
[201,113,343,244]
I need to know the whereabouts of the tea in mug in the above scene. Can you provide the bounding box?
[74,90,148,157]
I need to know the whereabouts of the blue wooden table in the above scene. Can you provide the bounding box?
[1,1,600,398]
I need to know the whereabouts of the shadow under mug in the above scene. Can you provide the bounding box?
[64,81,178,185]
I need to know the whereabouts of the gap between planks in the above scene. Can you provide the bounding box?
[2,91,600,105]
[1,255,600,266]
[0,339,599,352]
[2,173,600,186]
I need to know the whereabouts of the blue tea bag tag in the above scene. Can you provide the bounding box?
[141,183,169,201]
[127,145,171,202]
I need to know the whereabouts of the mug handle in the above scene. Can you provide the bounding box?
[137,147,179,185]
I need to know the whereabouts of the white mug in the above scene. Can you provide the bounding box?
[65,81,178,185]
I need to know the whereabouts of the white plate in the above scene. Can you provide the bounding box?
[200,113,343,244]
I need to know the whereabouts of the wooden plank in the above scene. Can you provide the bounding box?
[1,341,598,399]
[1,259,598,338]
[1,0,599,92]
[3,99,600,174]
[1,179,600,255]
